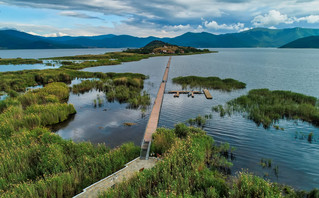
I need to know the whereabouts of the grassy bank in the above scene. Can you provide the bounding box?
[0,82,140,197]
[101,124,318,197]
[0,58,42,65]
[213,89,319,128]
[172,76,246,91]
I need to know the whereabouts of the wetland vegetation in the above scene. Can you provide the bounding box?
[102,124,318,197]
[0,57,42,65]
[0,69,107,92]
[213,89,319,128]
[0,82,140,197]
[172,76,246,91]
[71,74,150,109]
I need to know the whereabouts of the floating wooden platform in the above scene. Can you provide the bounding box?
[168,90,201,98]
[203,89,212,99]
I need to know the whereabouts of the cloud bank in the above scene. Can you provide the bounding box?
[1,0,319,37]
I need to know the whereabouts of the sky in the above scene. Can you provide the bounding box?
[0,0,319,37]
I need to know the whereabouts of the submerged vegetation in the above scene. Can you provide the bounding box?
[186,114,212,127]
[0,82,140,197]
[102,124,318,197]
[213,89,319,128]
[172,76,246,91]
[0,57,42,65]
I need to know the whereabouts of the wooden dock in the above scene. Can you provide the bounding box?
[140,57,171,160]
[203,89,212,99]
[167,90,205,98]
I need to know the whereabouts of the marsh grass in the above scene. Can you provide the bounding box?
[186,114,212,127]
[214,89,319,128]
[102,124,313,197]
[0,69,108,92]
[72,75,150,109]
[0,82,140,197]
[173,76,246,91]
[0,58,42,65]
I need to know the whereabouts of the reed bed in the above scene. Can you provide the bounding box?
[0,58,42,65]
[172,76,246,91]
[101,124,318,197]
[213,89,319,128]
[0,82,140,197]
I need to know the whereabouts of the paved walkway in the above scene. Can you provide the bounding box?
[143,56,171,142]
[74,157,158,198]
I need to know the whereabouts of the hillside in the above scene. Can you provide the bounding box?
[280,36,319,48]
[2,27,319,49]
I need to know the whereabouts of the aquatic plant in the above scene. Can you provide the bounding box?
[214,89,319,128]
[186,114,212,127]
[172,76,246,91]
[308,132,314,143]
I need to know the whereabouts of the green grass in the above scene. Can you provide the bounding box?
[0,82,140,197]
[101,124,316,197]
[0,58,42,65]
[172,76,246,91]
[214,89,319,128]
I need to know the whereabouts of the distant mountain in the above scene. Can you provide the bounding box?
[2,27,319,49]
[0,30,81,49]
[280,36,319,48]
[166,28,319,48]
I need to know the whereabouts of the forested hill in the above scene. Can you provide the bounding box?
[280,36,319,48]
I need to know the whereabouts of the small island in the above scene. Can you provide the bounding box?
[172,76,246,91]
[124,40,212,54]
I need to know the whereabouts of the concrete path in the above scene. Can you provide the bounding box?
[74,157,158,198]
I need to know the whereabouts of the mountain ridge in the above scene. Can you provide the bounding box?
[1,27,319,49]
[280,36,319,48]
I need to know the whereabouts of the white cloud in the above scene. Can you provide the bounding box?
[43,32,68,37]
[204,20,244,30]
[163,24,192,31]
[238,27,253,32]
[252,10,294,27]
[297,15,319,23]
[28,31,67,37]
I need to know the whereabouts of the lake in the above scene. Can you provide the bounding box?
[0,48,122,59]
[2,48,319,190]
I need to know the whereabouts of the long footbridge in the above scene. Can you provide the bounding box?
[140,56,171,159]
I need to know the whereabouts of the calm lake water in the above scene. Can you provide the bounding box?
[2,48,319,190]
[0,48,122,59]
